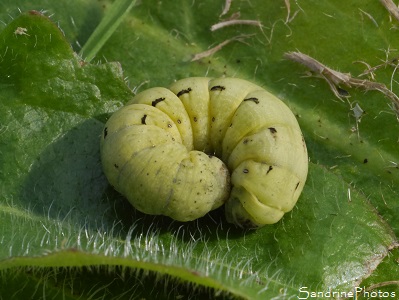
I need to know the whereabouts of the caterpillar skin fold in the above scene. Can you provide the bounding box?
[100,77,308,228]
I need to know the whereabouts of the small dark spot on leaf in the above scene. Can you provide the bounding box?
[103,127,108,139]
[212,117,215,122]
[337,87,350,97]
[363,158,368,164]
[193,117,198,122]
[243,139,249,144]
[114,164,119,169]
[141,114,147,124]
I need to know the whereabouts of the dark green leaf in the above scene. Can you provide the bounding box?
[1,1,398,299]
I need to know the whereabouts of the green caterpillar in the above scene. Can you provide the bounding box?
[100,77,308,228]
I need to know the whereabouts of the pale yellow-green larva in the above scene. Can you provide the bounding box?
[100,77,308,228]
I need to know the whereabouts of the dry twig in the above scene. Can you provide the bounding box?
[380,0,399,22]
[357,56,399,77]
[284,0,302,23]
[284,0,291,23]
[284,51,399,119]
[211,19,262,31]
[220,0,233,17]
[358,8,379,27]
[191,34,254,61]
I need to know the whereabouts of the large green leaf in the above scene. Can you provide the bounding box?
[1,1,398,299]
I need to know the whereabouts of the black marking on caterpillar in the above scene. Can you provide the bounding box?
[295,182,300,190]
[243,169,249,174]
[269,127,277,134]
[103,127,108,139]
[152,97,165,107]
[141,114,147,125]
[268,127,277,138]
[210,85,226,91]
[266,166,273,174]
[244,97,259,104]
[176,88,192,97]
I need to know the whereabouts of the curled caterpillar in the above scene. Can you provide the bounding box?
[100,77,308,228]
